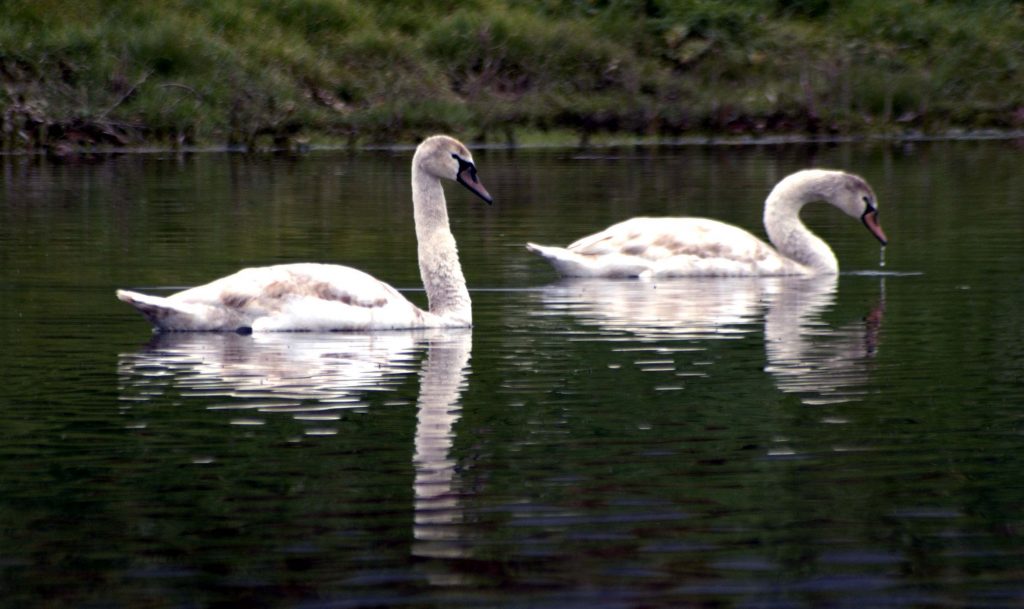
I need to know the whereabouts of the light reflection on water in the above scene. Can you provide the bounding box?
[3,141,1024,608]
[533,274,886,405]
[119,331,426,415]
[119,328,474,580]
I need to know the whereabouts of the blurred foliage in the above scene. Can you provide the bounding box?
[0,0,1022,150]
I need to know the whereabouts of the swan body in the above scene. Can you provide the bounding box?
[527,169,887,278]
[117,135,492,332]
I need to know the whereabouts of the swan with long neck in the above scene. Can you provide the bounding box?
[117,135,492,332]
[526,169,887,278]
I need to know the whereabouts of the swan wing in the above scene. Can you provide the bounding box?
[121,263,431,331]
[568,217,771,261]
[530,217,798,277]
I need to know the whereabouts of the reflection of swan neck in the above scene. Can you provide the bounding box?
[763,175,838,274]
[412,333,472,562]
[413,336,471,474]
[763,276,885,404]
[763,276,838,346]
[412,161,471,325]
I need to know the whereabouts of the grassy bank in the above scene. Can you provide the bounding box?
[2,0,1022,151]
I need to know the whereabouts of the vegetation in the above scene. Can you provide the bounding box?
[1,0,1023,151]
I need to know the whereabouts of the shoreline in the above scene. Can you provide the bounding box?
[3,128,1023,159]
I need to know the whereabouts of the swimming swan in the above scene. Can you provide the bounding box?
[526,169,887,277]
[117,135,492,331]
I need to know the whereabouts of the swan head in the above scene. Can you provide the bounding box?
[414,135,493,204]
[785,169,888,246]
[833,171,888,246]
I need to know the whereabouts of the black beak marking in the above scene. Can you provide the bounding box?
[452,153,492,204]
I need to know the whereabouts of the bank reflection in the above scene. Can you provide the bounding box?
[536,276,884,404]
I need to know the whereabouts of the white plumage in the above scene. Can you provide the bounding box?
[117,135,492,332]
[527,169,888,278]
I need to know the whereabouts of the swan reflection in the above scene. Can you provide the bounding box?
[410,331,472,564]
[118,330,473,566]
[763,277,884,404]
[117,332,426,410]
[535,275,884,404]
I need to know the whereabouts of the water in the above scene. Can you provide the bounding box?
[2,140,1024,608]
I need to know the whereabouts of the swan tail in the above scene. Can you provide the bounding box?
[526,243,647,278]
[526,242,588,276]
[116,289,215,331]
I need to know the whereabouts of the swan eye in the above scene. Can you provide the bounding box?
[452,153,477,180]
[862,195,875,210]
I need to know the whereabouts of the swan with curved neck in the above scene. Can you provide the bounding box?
[117,135,492,332]
[526,169,887,278]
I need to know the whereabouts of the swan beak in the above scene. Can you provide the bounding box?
[862,208,888,246]
[457,165,493,204]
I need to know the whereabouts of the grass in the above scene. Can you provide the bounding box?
[1,0,1022,151]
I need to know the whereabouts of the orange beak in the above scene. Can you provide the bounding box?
[862,208,887,246]
[457,163,492,204]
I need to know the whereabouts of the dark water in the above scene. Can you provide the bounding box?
[2,140,1023,608]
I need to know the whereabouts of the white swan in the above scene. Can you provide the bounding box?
[117,135,492,332]
[526,169,887,278]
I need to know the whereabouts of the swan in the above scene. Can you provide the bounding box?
[117,135,492,332]
[526,169,887,278]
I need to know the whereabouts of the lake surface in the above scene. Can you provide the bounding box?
[1,139,1023,608]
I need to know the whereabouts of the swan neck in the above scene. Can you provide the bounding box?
[412,165,472,324]
[763,181,838,274]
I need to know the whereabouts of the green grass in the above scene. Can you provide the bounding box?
[1,0,1022,151]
